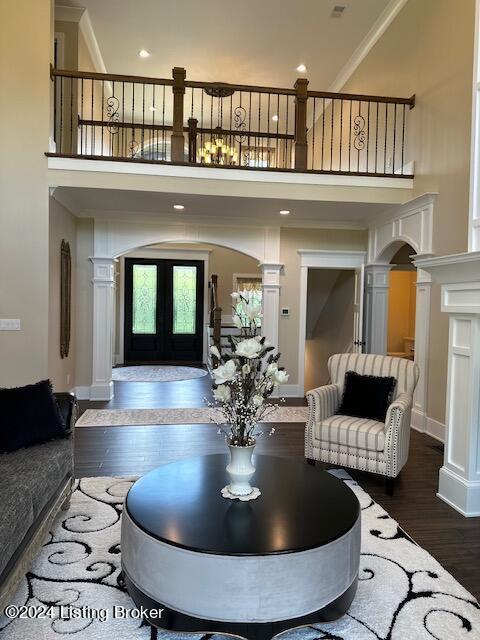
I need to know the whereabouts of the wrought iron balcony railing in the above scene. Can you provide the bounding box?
[48,66,415,177]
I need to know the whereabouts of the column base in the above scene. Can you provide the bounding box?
[89,381,114,401]
[437,466,480,517]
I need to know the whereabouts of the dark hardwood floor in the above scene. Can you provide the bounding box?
[76,379,480,601]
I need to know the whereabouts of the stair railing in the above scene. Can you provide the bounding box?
[209,274,222,357]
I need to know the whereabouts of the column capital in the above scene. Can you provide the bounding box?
[364,263,392,290]
[89,257,117,283]
[259,263,283,289]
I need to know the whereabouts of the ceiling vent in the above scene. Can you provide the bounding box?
[331,5,347,18]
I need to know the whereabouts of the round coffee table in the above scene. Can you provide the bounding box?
[121,454,360,640]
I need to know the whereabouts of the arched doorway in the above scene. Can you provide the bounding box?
[365,239,431,432]
[88,226,282,400]
[386,242,417,360]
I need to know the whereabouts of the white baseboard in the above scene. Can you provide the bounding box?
[278,383,304,398]
[411,409,445,443]
[74,386,91,400]
[74,383,114,401]
[438,466,480,517]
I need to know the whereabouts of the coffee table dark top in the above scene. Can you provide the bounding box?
[125,454,360,556]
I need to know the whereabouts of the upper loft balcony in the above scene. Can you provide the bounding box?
[47,66,415,189]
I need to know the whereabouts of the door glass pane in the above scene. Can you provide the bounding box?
[132,264,157,334]
[173,265,197,334]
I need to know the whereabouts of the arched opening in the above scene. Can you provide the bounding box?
[114,241,262,376]
[386,242,417,360]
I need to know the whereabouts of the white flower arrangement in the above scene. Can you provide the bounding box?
[207,292,289,446]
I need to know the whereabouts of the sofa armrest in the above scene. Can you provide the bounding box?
[306,384,340,422]
[54,392,78,434]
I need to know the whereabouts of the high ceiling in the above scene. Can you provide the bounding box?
[58,0,395,91]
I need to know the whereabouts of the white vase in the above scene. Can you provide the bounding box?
[226,441,256,496]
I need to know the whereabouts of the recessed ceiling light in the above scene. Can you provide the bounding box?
[138,49,151,58]
[173,204,185,210]
[296,64,307,73]
[272,114,279,122]
[279,209,290,215]
[149,106,156,112]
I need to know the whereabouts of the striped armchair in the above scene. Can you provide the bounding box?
[305,354,419,494]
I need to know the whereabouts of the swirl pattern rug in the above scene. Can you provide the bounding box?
[1,472,479,640]
[112,366,207,382]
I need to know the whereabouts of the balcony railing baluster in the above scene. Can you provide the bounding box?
[48,65,415,177]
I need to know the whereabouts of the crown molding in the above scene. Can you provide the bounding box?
[78,9,107,74]
[55,5,85,23]
[329,0,409,93]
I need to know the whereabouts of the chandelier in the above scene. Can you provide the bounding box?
[198,127,238,165]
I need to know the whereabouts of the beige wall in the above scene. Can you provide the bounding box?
[48,198,77,391]
[305,269,355,391]
[279,228,368,385]
[387,270,416,354]
[55,20,78,69]
[0,0,52,388]
[338,0,475,422]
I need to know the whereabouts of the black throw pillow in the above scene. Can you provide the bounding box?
[0,380,68,453]
[337,371,397,423]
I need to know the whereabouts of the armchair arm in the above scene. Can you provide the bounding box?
[384,392,413,477]
[305,384,340,459]
[306,384,340,422]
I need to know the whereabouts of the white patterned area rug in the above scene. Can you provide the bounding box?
[112,366,207,383]
[1,473,479,640]
[76,406,309,427]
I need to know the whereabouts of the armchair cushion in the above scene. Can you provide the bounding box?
[314,414,385,452]
[338,370,396,422]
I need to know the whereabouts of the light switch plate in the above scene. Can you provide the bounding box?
[0,319,21,330]
[281,308,290,316]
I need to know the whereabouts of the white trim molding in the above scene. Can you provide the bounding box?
[411,410,445,443]
[329,0,409,94]
[368,193,436,263]
[297,250,367,396]
[417,252,480,517]
[47,156,414,191]
[364,264,392,354]
[89,257,117,401]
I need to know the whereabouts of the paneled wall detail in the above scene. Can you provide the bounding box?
[368,193,435,263]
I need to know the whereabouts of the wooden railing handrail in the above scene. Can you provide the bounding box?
[78,118,295,140]
[307,89,415,108]
[50,66,173,87]
[50,66,414,109]
[185,79,296,96]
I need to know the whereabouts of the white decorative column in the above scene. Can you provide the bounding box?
[417,252,480,517]
[90,257,117,401]
[412,268,432,432]
[364,264,392,354]
[260,263,282,348]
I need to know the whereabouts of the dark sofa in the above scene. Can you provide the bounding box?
[0,392,77,610]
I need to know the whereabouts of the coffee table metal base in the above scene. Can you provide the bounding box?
[123,569,358,640]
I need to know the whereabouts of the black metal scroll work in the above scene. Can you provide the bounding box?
[60,240,71,359]
[106,96,120,135]
[233,106,247,144]
[353,114,366,151]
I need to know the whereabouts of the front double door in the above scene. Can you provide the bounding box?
[124,258,204,364]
